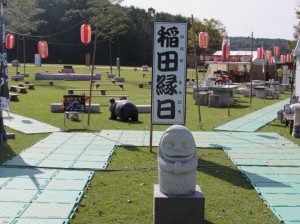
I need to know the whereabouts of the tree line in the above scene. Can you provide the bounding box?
[3,0,296,67]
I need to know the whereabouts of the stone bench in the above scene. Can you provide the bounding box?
[9,85,27,94]
[9,93,19,102]
[114,77,125,82]
[51,103,100,113]
[19,73,29,77]
[91,95,129,100]
[243,89,251,97]
[11,75,24,81]
[68,89,107,95]
[235,88,246,94]
[19,83,35,90]
[93,82,124,90]
[136,105,151,113]
[138,83,151,88]
[107,73,116,78]
[61,65,75,73]
[283,112,294,135]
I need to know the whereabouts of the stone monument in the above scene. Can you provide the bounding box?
[154,125,205,224]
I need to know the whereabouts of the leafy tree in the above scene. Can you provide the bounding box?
[189,18,226,55]
[187,17,226,68]
[122,6,154,65]
[5,0,45,71]
[294,5,300,40]
[5,0,45,34]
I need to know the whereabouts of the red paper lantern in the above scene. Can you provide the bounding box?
[257,47,263,59]
[38,40,48,59]
[286,54,292,63]
[6,33,15,49]
[80,23,91,44]
[280,55,286,64]
[199,32,209,49]
[265,50,272,61]
[222,38,230,61]
[274,46,280,56]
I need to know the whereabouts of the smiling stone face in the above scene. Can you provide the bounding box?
[159,125,196,162]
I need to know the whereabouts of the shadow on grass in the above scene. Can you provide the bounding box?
[230,104,250,109]
[0,141,16,164]
[197,157,253,190]
[108,119,143,124]
[266,122,286,128]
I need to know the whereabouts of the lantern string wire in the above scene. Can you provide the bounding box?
[6,20,111,47]
[7,20,85,40]
[26,36,108,47]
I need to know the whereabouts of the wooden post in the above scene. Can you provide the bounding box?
[149,124,153,153]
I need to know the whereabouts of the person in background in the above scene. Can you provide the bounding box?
[277,66,283,83]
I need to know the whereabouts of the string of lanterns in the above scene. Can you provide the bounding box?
[257,45,294,64]
[5,22,92,59]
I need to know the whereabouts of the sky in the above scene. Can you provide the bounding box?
[121,0,300,40]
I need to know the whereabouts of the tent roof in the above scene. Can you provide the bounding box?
[213,51,257,60]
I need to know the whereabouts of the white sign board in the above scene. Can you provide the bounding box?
[152,22,187,125]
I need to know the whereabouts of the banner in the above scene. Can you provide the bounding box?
[152,22,187,125]
[0,12,9,111]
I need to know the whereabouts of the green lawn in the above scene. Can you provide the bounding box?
[1,63,296,223]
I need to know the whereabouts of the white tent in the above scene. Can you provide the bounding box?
[204,51,257,79]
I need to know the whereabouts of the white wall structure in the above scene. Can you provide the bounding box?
[294,37,300,96]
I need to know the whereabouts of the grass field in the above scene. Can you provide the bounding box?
[1,63,297,223]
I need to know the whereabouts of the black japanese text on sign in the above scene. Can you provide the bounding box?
[152,22,187,125]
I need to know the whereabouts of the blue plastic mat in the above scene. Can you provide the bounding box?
[12,219,69,224]
[0,167,93,223]
[214,99,290,132]
[3,112,62,134]
[3,132,116,170]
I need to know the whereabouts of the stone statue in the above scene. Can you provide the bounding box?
[158,125,198,195]
[109,98,139,122]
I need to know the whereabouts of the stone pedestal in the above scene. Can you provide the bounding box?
[243,89,251,97]
[194,92,210,106]
[279,84,285,94]
[193,86,208,99]
[153,184,205,224]
[254,87,266,99]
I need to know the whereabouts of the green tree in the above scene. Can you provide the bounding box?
[5,0,45,34]
[188,18,226,55]
[294,5,300,40]
[5,0,45,72]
